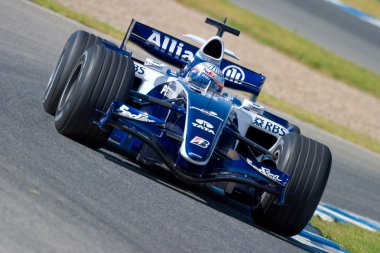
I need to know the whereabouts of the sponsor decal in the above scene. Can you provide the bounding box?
[189,106,223,121]
[223,93,234,102]
[190,136,210,148]
[118,105,155,123]
[147,30,194,62]
[205,62,222,75]
[144,58,167,73]
[252,116,287,136]
[203,68,215,78]
[249,103,265,114]
[242,100,265,114]
[160,84,178,99]
[253,117,265,127]
[246,158,282,182]
[166,69,178,77]
[134,63,145,75]
[192,119,215,135]
[222,65,245,84]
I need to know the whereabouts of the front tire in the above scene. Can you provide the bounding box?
[252,132,331,236]
[43,30,113,115]
[54,45,134,149]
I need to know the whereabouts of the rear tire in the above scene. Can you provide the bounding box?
[289,123,301,134]
[54,45,134,149]
[251,132,331,236]
[43,30,115,115]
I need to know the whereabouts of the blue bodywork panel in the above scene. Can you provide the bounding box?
[100,78,290,204]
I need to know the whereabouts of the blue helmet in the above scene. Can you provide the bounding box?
[185,62,224,94]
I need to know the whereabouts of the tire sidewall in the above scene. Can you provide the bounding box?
[43,32,75,104]
[54,44,134,148]
[252,132,331,236]
[43,30,96,115]
[54,50,96,133]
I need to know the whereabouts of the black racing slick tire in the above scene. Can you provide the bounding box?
[54,45,134,149]
[43,30,114,115]
[251,132,331,236]
[288,123,301,134]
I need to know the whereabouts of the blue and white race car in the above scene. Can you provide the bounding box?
[43,18,331,236]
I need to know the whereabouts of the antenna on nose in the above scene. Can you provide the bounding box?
[205,17,240,38]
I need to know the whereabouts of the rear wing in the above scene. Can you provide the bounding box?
[121,20,266,98]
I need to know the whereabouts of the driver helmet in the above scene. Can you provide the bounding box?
[185,62,224,94]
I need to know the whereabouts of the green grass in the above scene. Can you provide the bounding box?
[31,0,124,40]
[341,0,380,19]
[311,217,380,253]
[177,0,380,100]
[29,0,380,154]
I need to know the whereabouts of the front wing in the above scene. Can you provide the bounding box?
[95,93,290,205]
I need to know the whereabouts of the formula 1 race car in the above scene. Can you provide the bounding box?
[42,18,331,236]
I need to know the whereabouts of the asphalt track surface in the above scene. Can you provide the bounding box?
[0,1,380,252]
[231,0,380,74]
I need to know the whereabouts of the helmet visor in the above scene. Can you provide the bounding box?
[187,70,213,92]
